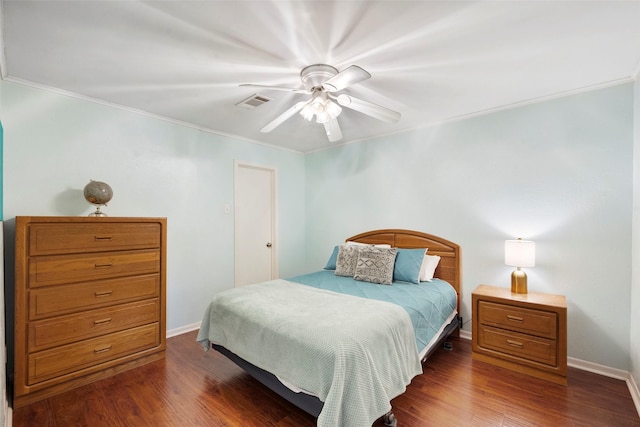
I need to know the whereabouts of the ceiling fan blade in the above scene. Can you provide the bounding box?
[260,101,308,133]
[240,84,308,94]
[323,118,343,142]
[336,94,401,123]
[322,65,371,92]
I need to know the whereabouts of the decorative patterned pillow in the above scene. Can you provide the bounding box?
[334,245,361,276]
[354,247,398,285]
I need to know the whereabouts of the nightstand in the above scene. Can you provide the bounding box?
[472,284,567,385]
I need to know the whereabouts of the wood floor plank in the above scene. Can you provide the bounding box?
[12,330,639,426]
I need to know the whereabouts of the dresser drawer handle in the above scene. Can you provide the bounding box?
[94,290,113,298]
[94,263,113,269]
[94,236,113,241]
[94,318,112,325]
[507,315,524,323]
[94,345,112,354]
[506,339,524,348]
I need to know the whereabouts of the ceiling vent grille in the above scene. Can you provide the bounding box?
[236,94,271,110]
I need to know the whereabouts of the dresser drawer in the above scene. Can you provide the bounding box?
[478,301,557,339]
[477,324,557,366]
[29,299,160,352]
[29,223,162,255]
[29,274,160,319]
[28,323,160,385]
[29,249,160,288]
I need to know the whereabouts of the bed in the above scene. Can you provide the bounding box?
[197,229,461,427]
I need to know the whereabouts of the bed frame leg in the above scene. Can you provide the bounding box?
[383,411,397,427]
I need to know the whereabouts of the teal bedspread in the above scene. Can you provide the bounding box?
[197,279,422,427]
[289,270,458,356]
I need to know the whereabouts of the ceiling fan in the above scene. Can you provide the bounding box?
[240,64,401,142]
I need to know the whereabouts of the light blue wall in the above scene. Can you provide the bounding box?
[306,83,634,370]
[0,80,307,331]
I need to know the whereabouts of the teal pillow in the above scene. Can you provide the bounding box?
[393,248,427,284]
[324,245,339,270]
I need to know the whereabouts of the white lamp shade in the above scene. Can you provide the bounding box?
[505,239,535,268]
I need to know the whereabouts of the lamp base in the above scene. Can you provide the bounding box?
[511,269,528,294]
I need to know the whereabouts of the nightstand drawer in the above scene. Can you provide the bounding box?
[478,300,557,339]
[477,324,557,366]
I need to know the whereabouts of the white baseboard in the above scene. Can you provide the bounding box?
[459,329,471,341]
[567,356,629,380]
[628,374,640,418]
[167,322,201,338]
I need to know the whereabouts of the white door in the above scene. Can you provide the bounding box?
[234,162,277,286]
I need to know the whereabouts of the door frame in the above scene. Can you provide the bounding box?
[233,160,278,286]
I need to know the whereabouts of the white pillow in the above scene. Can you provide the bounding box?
[420,254,441,282]
[346,241,391,248]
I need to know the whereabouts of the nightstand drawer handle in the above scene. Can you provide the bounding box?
[94,345,112,354]
[507,315,524,323]
[94,290,113,298]
[94,236,113,241]
[94,263,113,269]
[507,339,524,348]
[93,318,112,326]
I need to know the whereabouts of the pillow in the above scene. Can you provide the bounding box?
[346,241,392,248]
[324,245,339,270]
[335,245,361,276]
[393,248,427,284]
[420,254,441,282]
[353,247,397,285]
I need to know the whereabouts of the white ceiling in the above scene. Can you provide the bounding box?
[2,1,640,153]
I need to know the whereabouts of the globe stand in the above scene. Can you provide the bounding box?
[88,204,107,217]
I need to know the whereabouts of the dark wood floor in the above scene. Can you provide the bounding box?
[13,330,640,426]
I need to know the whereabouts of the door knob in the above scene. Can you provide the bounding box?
[266,243,272,248]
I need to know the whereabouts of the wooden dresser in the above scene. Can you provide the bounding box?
[13,216,167,407]
[472,284,567,385]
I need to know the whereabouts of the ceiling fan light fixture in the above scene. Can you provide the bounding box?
[311,100,325,114]
[315,111,330,124]
[300,106,314,121]
[300,97,341,123]
[325,100,342,118]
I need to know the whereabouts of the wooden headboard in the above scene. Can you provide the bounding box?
[346,229,461,310]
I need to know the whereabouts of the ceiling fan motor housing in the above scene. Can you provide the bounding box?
[300,64,338,90]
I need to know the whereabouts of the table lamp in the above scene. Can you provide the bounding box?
[505,238,535,294]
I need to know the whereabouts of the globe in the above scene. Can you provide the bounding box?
[84,180,113,216]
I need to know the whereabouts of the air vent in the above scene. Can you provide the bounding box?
[235,94,271,110]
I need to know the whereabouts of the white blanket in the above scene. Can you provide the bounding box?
[197,279,422,427]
